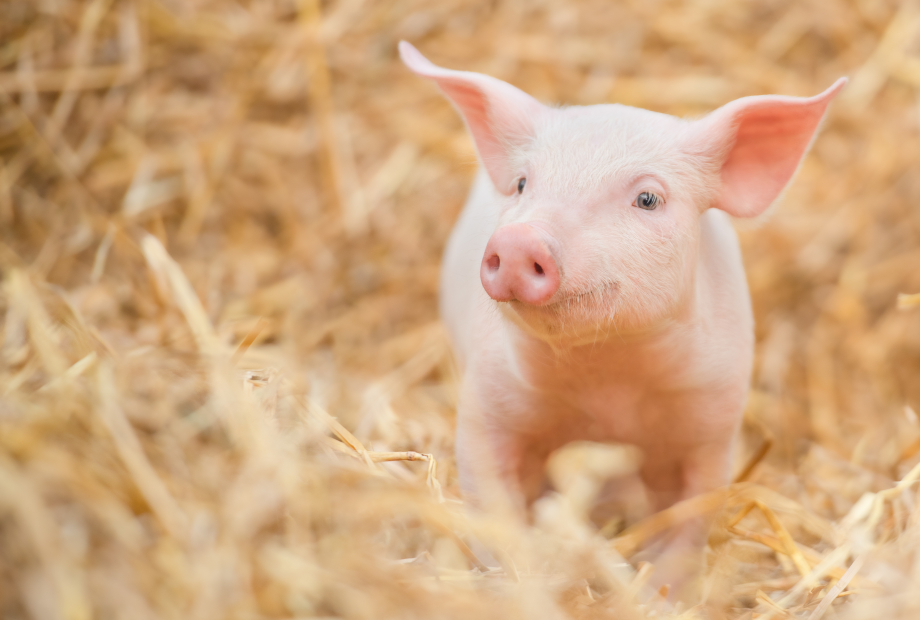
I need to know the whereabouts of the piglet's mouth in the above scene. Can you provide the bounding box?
[543,280,618,308]
[502,280,620,316]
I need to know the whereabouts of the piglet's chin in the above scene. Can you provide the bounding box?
[491,289,624,345]
[493,300,568,340]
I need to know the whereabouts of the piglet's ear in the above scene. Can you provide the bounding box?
[399,41,546,194]
[698,78,846,218]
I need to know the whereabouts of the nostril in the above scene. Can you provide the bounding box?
[486,254,500,272]
[534,262,544,275]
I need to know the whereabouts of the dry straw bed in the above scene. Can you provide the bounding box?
[3,0,920,618]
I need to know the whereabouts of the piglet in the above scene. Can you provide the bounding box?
[400,41,844,596]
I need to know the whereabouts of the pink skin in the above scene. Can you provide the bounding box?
[399,41,845,598]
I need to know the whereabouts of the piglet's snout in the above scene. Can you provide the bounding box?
[480,223,560,305]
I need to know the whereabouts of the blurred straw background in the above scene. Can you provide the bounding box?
[3,0,920,618]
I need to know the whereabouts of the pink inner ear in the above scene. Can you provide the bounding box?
[399,41,545,194]
[710,78,846,218]
[438,79,512,184]
[722,108,825,215]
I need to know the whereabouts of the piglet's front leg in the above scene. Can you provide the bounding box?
[454,408,560,574]
[638,440,734,601]
[456,411,553,518]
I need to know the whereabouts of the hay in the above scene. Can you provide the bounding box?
[2,0,920,618]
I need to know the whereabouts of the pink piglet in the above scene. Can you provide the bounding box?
[400,40,844,598]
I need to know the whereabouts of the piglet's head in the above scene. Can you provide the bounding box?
[400,41,845,341]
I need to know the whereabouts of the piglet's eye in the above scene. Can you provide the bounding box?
[635,192,660,210]
[517,178,526,194]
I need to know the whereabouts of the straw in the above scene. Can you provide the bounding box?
[3,1,920,618]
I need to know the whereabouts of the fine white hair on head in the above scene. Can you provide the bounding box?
[510,104,720,208]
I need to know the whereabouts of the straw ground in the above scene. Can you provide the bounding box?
[3,1,920,618]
